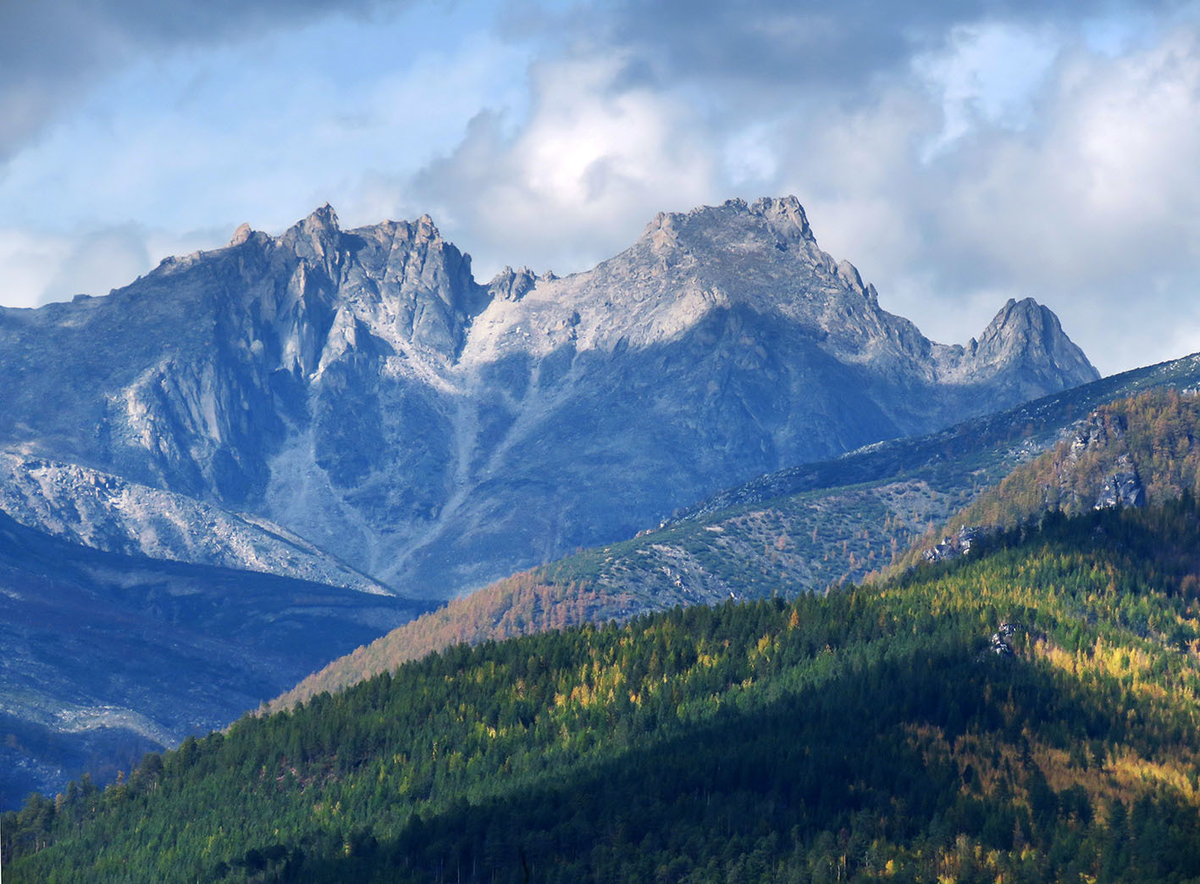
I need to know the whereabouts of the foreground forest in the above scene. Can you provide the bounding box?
[9,498,1200,881]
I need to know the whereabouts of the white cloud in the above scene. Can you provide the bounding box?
[0,224,226,309]
[914,21,1061,159]
[739,22,1200,374]
[722,122,780,186]
[0,6,528,237]
[6,1,1200,379]
[945,28,1200,283]
[408,53,721,278]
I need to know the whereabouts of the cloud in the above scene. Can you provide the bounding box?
[0,223,225,309]
[0,0,403,162]
[945,27,1200,281]
[932,25,1200,371]
[7,0,1200,377]
[518,0,1167,97]
[914,21,1062,159]
[406,53,721,278]
[0,6,528,273]
[762,18,1200,374]
[398,6,1200,375]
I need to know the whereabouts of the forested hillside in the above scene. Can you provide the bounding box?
[10,500,1200,882]
[903,388,1200,569]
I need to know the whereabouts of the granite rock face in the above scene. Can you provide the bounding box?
[1094,454,1146,510]
[942,297,1100,402]
[0,451,389,594]
[0,197,1099,598]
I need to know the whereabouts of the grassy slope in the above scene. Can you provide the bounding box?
[11,501,1200,881]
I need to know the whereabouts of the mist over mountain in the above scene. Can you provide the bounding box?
[0,511,425,806]
[0,196,1097,599]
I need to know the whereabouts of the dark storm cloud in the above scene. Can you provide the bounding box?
[0,0,400,161]
[508,0,1186,95]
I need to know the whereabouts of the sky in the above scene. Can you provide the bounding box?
[3,1,1200,375]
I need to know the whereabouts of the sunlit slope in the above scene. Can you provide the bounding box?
[269,478,941,711]
[902,388,1200,569]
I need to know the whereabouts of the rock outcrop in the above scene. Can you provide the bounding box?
[989,623,1019,657]
[940,298,1097,400]
[1094,454,1146,510]
[0,196,1099,598]
[922,525,984,564]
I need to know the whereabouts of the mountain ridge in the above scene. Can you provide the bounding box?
[0,449,390,594]
[0,195,1098,599]
[901,387,1200,570]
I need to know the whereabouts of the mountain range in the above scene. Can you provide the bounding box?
[0,196,1097,599]
[18,188,1200,884]
[0,195,1101,805]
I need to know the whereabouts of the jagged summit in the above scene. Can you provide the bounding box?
[229,222,254,246]
[279,205,452,251]
[209,200,1092,399]
[974,297,1081,365]
[980,298,1054,353]
[281,202,339,245]
[304,202,339,231]
[645,195,815,245]
[487,266,538,302]
[0,195,1100,600]
[481,196,1097,404]
[938,296,1098,393]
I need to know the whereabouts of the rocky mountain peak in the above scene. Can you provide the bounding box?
[974,297,1096,375]
[936,296,1099,397]
[642,194,814,248]
[229,222,254,247]
[305,202,340,232]
[0,195,1105,603]
[413,213,440,242]
[281,202,341,248]
[279,203,343,270]
[991,297,1042,330]
[487,266,538,302]
[748,194,813,242]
